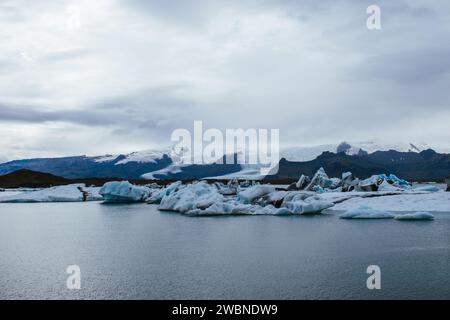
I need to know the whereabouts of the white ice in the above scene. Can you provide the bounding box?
[158,181,224,213]
[339,206,395,219]
[0,184,102,202]
[99,181,151,203]
[237,184,276,204]
[377,180,403,192]
[147,181,182,203]
[282,195,335,214]
[394,212,435,221]
[156,182,333,216]
[331,191,450,212]
[412,185,441,192]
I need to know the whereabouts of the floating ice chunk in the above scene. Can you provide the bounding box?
[99,181,151,203]
[237,184,276,204]
[0,184,98,202]
[305,167,333,190]
[159,181,224,213]
[377,180,402,192]
[412,185,440,193]
[327,186,343,193]
[359,175,381,191]
[186,201,294,216]
[295,174,310,189]
[261,191,287,205]
[82,186,103,201]
[312,185,325,193]
[385,174,410,187]
[214,181,238,195]
[342,172,352,180]
[282,192,311,203]
[341,172,354,191]
[339,206,395,219]
[394,212,434,221]
[328,177,341,189]
[156,182,332,216]
[147,181,182,204]
[188,201,278,216]
[282,196,334,214]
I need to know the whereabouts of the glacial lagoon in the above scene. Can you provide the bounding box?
[0,202,449,299]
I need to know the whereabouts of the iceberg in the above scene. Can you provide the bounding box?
[256,190,287,207]
[237,184,276,204]
[214,180,238,195]
[99,181,151,203]
[412,185,440,192]
[394,212,435,221]
[147,181,182,204]
[305,167,340,191]
[188,201,280,216]
[159,181,224,213]
[358,175,381,191]
[339,206,395,219]
[383,174,410,187]
[156,182,333,216]
[281,195,334,214]
[0,184,102,203]
[295,174,310,189]
[377,180,402,192]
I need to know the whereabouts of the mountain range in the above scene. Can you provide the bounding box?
[0,141,449,182]
[269,149,450,182]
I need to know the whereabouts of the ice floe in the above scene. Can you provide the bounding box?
[99,181,151,203]
[282,195,334,214]
[290,168,414,193]
[0,184,102,203]
[147,181,182,204]
[339,206,395,219]
[154,181,333,216]
[159,181,224,213]
[377,180,403,192]
[331,191,450,212]
[412,185,440,193]
[237,184,276,204]
[394,212,435,221]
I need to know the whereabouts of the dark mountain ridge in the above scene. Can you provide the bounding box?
[268,149,450,182]
[0,148,448,182]
[0,155,172,179]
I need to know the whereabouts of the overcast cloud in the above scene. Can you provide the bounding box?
[0,0,449,161]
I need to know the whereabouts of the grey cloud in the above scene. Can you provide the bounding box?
[1,0,450,159]
[0,58,18,72]
[357,47,450,84]
[40,48,93,62]
[0,85,196,137]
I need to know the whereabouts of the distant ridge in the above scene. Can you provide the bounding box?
[268,149,450,182]
[0,169,70,188]
[0,141,448,182]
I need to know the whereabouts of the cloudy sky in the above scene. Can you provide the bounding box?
[0,0,449,161]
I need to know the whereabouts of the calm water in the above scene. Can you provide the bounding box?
[0,202,449,299]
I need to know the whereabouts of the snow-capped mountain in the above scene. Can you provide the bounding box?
[0,140,447,180]
[92,139,432,168]
[280,140,432,162]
